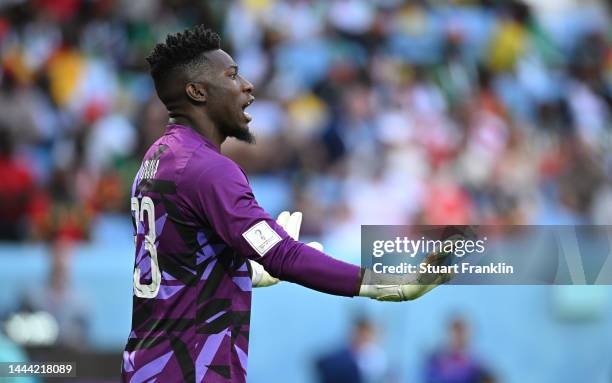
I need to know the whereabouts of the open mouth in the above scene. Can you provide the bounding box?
[242,97,254,123]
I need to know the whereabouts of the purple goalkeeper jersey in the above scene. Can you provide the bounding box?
[122,124,361,383]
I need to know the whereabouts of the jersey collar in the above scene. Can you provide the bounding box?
[165,123,221,153]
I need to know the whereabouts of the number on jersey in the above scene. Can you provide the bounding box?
[131,196,161,298]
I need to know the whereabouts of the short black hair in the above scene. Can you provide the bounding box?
[146,25,221,82]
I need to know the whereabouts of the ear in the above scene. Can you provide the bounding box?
[185,82,207,103]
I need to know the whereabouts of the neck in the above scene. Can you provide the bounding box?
[168,113,226,149]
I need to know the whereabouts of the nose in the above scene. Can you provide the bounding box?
[240,75,254,94]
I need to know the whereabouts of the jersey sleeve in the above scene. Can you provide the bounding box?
[191,159,362,297]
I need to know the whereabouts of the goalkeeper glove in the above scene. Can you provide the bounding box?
[250,261,279,288]
[251,211,323,288]
[358,226,474,301]
[358,250,454,301]
[275,211,323,251]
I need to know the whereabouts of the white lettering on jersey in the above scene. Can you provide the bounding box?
[140,160,159,180]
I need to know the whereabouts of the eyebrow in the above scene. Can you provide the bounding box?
[228,65,238,72]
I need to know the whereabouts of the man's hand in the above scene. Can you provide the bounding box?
[359,249,455,301]
[358,226,475,301]
[250,261,279,288]
[275,211,323,251]
[251,211,323,288]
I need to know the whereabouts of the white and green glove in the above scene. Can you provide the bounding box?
[251,211,324,288]
[358,251,455,301]
[359,229,471,301]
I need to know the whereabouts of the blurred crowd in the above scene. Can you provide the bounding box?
[315,315,495,383]
[2,0,612,243]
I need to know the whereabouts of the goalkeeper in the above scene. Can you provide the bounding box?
[123,25,453,383]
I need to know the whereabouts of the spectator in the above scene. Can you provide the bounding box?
[0,128,35,240]
[424,316,494,383]
[315,317,391,383]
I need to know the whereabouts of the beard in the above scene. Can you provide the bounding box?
[231,127,256,144]
[222,122,256,144]
[209,100,256,144]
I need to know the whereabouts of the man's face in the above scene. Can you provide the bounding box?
[450,319,468,351]
[198,49,255,143]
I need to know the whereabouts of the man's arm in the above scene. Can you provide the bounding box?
[194,161,361,297]
[194,160,451,299]
[251,211,322,288]
[254,211,454,300]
